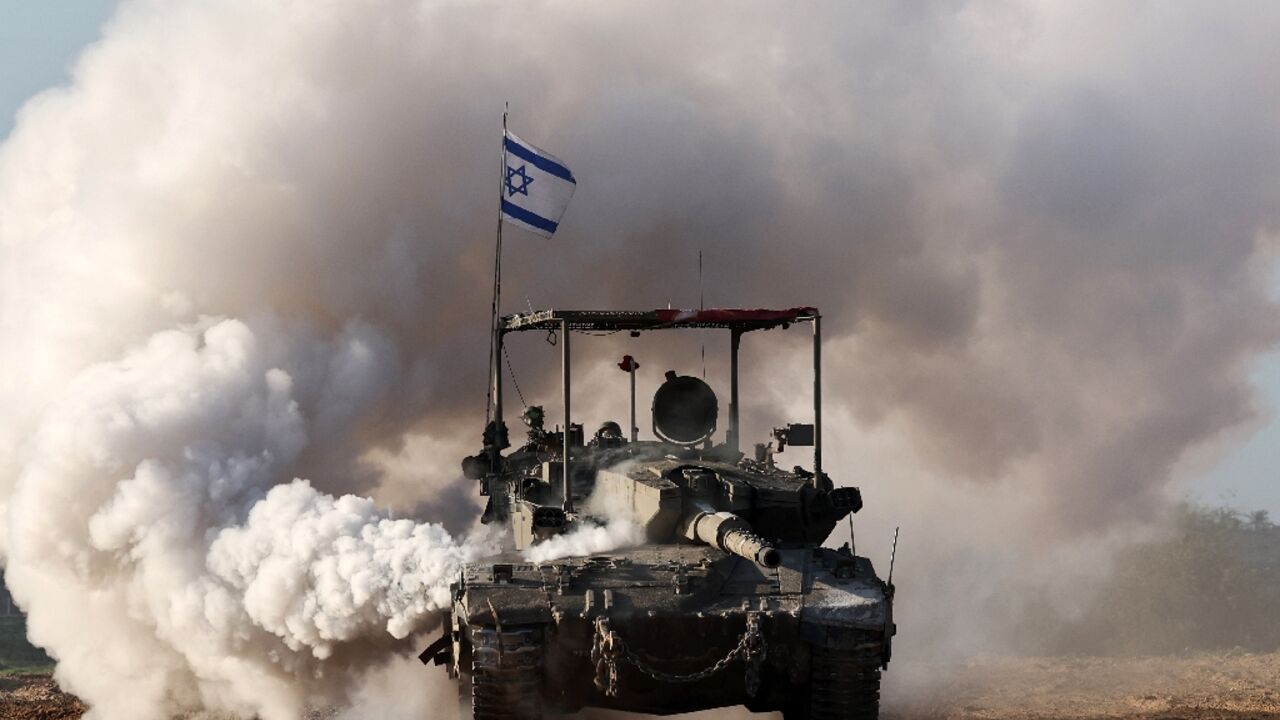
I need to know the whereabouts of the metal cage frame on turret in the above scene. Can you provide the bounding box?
[489,307,826,511]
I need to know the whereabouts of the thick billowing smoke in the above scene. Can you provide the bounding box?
[4,314,502,718]
[1,0,1278,717]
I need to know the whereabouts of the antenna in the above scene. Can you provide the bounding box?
[887,526,900,587]
[485,101,510,425]
[698,249,704,310]
[698,250,705,378]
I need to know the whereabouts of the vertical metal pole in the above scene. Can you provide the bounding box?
[493,329,504,433]
[486,105,509,425]
[812,315,822,486]
[562,319,573,512]
[629,365,637,442]
[729,328,741,453]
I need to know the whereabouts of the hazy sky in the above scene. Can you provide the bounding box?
[1,1,1276,516]
[0,1,116,137]
[1194,354,1280,513]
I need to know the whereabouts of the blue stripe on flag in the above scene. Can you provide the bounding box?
[501,199,559,234]
[504,137,576,182]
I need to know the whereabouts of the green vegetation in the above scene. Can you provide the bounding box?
[1024,504,1280,655]
[0,616,53,675]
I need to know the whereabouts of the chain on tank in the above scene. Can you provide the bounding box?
[590,614,767,697]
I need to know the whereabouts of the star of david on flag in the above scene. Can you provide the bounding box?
[501,131,576,238]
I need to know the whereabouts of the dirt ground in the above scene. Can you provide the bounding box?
[0,675,83,720]
[1,653,1277,719]
[883,652,1280,720]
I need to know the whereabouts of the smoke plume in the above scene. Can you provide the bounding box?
[1,0,1278,717]
[524,514,643,566]
[3,314,502,718]
[523,475,645,565]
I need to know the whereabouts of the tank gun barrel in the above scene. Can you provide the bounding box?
[678,509,781,568]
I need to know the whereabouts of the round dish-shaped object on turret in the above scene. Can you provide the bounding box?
[653,370,718,444]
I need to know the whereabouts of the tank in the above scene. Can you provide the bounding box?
[420,308,896,719]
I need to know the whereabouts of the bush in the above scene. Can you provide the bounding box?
[1048,504,1280,655]
[0,616,53,674]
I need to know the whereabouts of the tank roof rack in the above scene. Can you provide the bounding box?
[500,307,819,333]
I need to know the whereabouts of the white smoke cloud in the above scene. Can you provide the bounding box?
[335,650,460,720]
[208,479,497,655]
[524,518,643,565]
[4,316,499,718]
[523,478,645,565]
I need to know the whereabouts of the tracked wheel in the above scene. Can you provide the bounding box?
[466,625,544,720]
[784,645,880,720]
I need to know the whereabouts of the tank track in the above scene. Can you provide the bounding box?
[792,645,881,720]
[466,625,544,720]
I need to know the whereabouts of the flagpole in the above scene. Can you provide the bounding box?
[486,103,508,427]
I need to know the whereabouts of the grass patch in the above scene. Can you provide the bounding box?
[0,616,52,676]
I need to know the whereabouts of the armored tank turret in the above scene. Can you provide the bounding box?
[421,308,895,720]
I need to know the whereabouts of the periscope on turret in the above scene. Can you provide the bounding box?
[425,308,895,720]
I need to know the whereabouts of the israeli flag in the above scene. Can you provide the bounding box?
[501,131,576,237]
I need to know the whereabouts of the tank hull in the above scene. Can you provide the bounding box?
[443,544,892,717]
